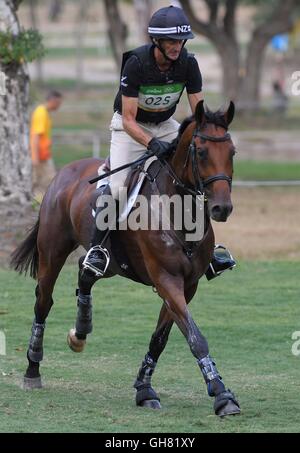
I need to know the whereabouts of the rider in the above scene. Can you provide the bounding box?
[83,5,236,279]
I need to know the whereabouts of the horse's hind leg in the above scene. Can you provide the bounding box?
[24,239,76,389]
[67,256,99,353]
[134,303,173,409]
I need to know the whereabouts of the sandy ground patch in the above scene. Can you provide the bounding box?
[213,187,300,260]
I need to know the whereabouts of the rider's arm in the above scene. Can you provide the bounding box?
[122,95,152,147]
[186,56,203,114]
[188,91,204,114]
[31,133,41,165]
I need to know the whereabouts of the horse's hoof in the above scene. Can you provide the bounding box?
[214,389,241,417]
[67,328,86,352]
[140,399,162,410]
[23,376,43,390]
[217,400,241,417]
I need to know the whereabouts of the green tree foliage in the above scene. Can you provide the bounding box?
[0,28,45,66]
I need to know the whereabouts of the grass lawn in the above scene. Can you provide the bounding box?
[0,262,299,433]
[234,160,300,181]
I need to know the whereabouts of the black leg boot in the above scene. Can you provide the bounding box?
[82,185,115,277]
[206,245,236,281]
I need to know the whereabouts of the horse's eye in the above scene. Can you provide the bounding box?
[231,148,237,156]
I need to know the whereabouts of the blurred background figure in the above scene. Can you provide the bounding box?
[30,90,63,201]
[272,80,288,116]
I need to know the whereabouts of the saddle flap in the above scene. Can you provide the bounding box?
[118,156,157,224]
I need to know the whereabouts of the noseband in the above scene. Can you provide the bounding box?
[188,127,232,194]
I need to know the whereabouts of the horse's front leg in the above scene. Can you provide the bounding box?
[155,274,240,417]
[134,284,200,409]
[134,303,173,409]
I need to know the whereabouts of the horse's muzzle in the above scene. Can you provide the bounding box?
[210,203,233,222]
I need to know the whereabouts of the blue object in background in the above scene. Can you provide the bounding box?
[271,34,289,52]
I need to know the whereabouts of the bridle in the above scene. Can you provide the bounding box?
[161,124,233,197]
[188,126,232,195]
[147,123,233,255]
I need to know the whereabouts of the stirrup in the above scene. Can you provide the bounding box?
[206,245,236,281]
[82,245,110,278]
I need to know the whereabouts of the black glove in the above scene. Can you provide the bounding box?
[147,138,172,159]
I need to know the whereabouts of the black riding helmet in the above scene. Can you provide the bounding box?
[148,5,194,41]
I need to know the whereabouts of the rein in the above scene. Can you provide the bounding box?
[160,124,232,197]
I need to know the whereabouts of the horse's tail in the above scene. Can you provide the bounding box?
[10,218,40,279]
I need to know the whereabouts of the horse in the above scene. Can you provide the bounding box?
[11,100,240,417]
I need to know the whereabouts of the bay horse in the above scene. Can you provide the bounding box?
[11,100,240,417]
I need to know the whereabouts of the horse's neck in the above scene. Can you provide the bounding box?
[143,158,211,249]
[170,140,190,184]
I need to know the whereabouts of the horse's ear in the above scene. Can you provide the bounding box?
[195,100,206,126]
[224,101,235,126]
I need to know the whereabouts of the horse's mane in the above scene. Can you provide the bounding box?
[178,115,194,138]
[177,107,228,141]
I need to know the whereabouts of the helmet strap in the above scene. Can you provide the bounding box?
[152,38,188,63]
[152,38,173,62]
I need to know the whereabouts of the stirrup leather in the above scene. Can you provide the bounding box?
[82,245,110,278]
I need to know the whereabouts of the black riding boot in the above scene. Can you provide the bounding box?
[206,245,236,281]
[82,185,115,277]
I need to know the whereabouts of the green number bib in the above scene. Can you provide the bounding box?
[138,83,184,112]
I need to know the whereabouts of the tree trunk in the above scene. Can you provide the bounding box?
[238,37,267,110]
[75,0,90,91]
[182,0,241,102]
[28,0,43,85]
[238,0,296,110]
[103,0,128,69]
[134,0,153,44]
[181,0,296,110]
[49,0,63,22]
[213,38,240,102]
[0,0,31,215]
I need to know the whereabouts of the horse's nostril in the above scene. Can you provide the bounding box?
[211,205,222,216]
[211,204,232,221]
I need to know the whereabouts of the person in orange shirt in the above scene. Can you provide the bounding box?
[30,90,63,198]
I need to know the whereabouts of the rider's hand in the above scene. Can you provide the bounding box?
[147,138,172,159]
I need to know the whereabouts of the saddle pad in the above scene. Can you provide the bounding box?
[96,161,110,190]
[93,155,158,220]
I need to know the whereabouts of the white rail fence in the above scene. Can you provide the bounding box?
[52,130,103,159]
[51,131,300,187]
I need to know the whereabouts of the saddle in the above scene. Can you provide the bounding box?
[92,155,160,284]
[94,154,158,219]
